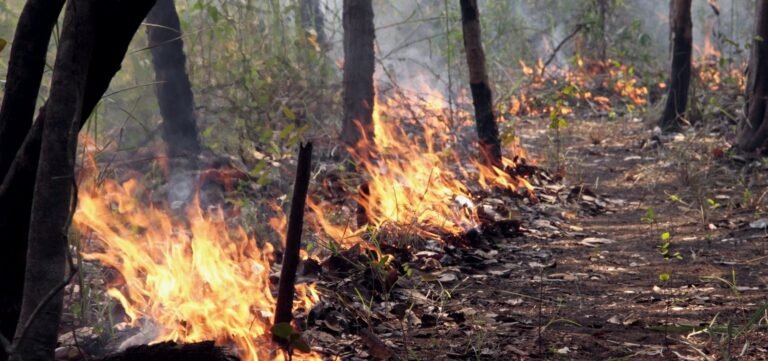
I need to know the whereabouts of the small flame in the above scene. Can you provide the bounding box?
[75,178,320,361]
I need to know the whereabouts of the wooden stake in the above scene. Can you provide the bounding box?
[273,143,313,333]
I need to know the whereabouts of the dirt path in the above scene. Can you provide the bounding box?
[391,117,768,360]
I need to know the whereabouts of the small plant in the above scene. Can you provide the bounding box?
[271,322,311,356]
[657,232,682,260]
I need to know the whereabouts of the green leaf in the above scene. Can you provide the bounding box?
[661,232,670,241]
[271,322,293,339]
[0,38,7,53]
[278,123,296,140]
[281,105,297,121]
[659,273,670,281]
[249,159,268,177]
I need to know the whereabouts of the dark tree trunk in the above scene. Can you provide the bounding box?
[0,0,65,347]
[658,0,693,132]
[0,1,157,352]
[146,0,201,159]
[340,0,375,162]
[0,0,65,184]
[738,0,768,151]
[11,0,96,359]
[460,0,502,166]
[300,0,326,48]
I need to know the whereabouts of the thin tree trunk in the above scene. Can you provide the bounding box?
[0,0,65,183]
[0,0,65,347]
[11,0,96,359]
[738,0,768,151]
[596,0,609,63]
[0,1,157,349]
[340,0,375,163]
[460,0,502,165]
[658,0,693,132]
[146,0,201,159]
[300,0,326,48]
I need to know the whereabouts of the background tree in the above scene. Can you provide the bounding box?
[340,0,375,164]
[146,0,201,160]
[460,0,502,165]
[300,0,326,49]
[658,0,693,132]
[737,0,768,151]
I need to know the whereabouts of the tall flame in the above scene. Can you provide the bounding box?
[75,178,320,361]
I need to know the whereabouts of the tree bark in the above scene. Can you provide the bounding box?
[146,0,201,159]
[658,0,693,132]
[0,0,66,184]
[340,0,375,162]
[460,0,502,165]
[738,0,768,151]
[0,0,157,351]
[0,0,66,347]
[11,0,96,359]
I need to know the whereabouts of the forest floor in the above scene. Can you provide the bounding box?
[306,116,768,361]
[59,112,768,361]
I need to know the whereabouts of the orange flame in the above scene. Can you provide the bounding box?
[310,87,530,246]
[74,178,320,361]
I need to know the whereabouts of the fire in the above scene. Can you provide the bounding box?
[74,178,320,361]
[310,88,531,247]
[509,59,649,117]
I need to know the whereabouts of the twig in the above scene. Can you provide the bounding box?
[273,142,313,330]
[540,24,584,78]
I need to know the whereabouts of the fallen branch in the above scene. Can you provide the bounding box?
[96,341,236,361]
[273,142,313,329]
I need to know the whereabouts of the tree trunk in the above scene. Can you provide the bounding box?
[0,0,65,184]
[300,0,326,48]
[340,0,375,163]
[596,0,609,63]
[460,0,502,166]
[11,0,96,359]
[0,0,65,347]
[146,0,201,159]
[0,1,157,351]
[658,0,693,132]
[737,0,768,151]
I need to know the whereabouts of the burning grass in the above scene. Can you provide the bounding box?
[74,177,321,361]
[308,88,533,249]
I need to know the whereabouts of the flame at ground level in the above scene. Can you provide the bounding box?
[310,88,532,248]
[74,179,320,361]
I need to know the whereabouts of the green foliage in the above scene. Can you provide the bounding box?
[641,207,656,224]
[270,323,311,353]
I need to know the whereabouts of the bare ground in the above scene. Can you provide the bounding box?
[320,116,768,361]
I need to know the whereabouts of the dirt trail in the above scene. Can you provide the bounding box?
[402,117,768,360]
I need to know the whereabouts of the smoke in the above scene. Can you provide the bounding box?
[315,0,757,104]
